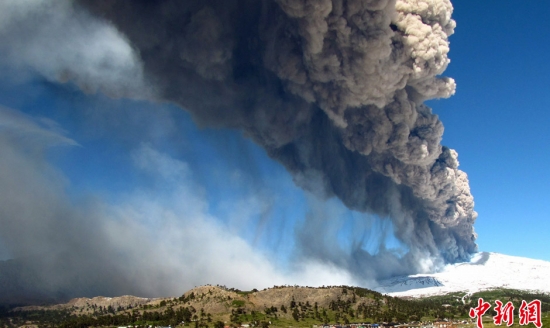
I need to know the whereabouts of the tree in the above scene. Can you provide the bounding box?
[292,308,299,321]
[214,321,224,328]
[343,315,349,324]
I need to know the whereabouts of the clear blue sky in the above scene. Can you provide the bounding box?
[0,0,549,292]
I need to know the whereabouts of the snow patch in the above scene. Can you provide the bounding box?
[376,252,550,297]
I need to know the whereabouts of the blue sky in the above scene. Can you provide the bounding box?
[0,0,549,296]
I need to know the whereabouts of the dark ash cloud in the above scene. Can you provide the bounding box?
[76,0,477,271]
[0,0,478,301]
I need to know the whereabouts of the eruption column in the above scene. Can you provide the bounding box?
[77,0,477,276]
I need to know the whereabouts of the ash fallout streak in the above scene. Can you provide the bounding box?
[77,0,477,276]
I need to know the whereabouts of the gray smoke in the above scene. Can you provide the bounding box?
[0,0,478,296]
[0,0,150,98]
[76,0,477,270]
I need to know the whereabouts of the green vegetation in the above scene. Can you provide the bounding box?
[0,286,547,328]
[232,300,246,307]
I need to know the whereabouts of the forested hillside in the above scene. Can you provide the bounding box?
[1,285,548,328]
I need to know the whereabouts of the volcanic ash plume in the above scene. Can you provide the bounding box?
[77,0,476,273]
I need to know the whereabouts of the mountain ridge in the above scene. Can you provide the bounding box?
[2,252,549,307]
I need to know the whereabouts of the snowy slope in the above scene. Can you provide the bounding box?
[375,252,550,297]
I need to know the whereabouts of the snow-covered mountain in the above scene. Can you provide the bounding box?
[375,252,550,297]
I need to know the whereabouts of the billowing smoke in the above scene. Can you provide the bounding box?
[76,0,477,268]
[0,0,478,301]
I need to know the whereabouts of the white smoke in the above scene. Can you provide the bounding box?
[0,105,356,301]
